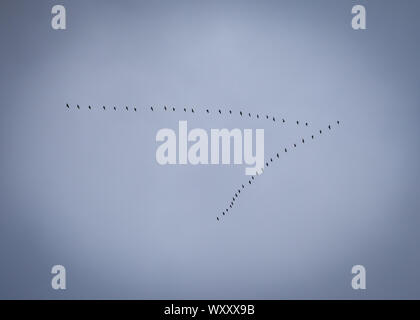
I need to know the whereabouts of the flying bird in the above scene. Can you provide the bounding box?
[134,108,137,112]
[219,109,221,114]
[206,109,209,113]
[66,103,70,108]
[164,106,167,111]
[126,106,129,111]
[172,107,175,111]
[88,105,91,110]
[77,105,80,109]
[151,107,154,111]
[114,107,116,110]
[240,111,243,116]
[328,125,331,130]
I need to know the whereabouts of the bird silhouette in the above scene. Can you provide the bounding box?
[217,217,219,221]
[312,135,314,139]
[305,122,308,126]
[282,119,285,123]
[302,138,305,143]
[114,107,116,110]
[240,111,243,116]
[88,105,91,110]
[328,125,331,130]
[164,106,167,111]
[249,180,251,184]
[206,109,209,113]
[66,103,70,108]
[337,120,340,125]
[103,106,106,110]
[77,105,80,109]
[257,114,259,118]
[273,117,275,121]
[248,113,251,117]
[285,148,287,152]
[126,106,129,111]
[296,120,299,125]
[252,176,254,180]
[270,158,273,162]
[134,108,137,111]
[151,107,154,111]
[319,130,322,134]
[184,108,186,112]
[277,153,279,158]
[172,107,175,111]
[293,144,296,147]
[266,115,269,119]
[242,184,244,188]
[266,162,269,167]
[229,110,232,114]
[222,212,225,216]
[219,109,221,114]
[191,108,194,113]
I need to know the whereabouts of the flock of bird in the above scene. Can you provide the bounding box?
[216,120,340,221]
[66,103,309,127]
[65,103,340,222]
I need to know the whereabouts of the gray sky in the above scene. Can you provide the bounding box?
[0,0,420,299]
